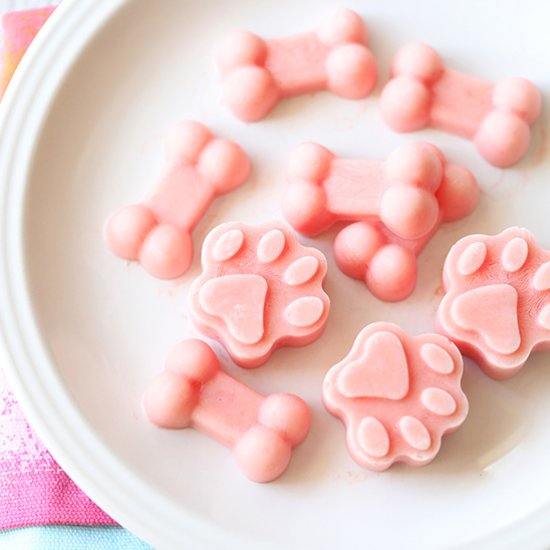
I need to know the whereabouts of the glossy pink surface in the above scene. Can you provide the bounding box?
[216,8,376,121]
[283,140,479,301]
[333,160,479,301]
[189,222,330,367]
[380,42,542,167]
[437,227,550,379]
[282,141,451,239]
[143,340,310,483]
[104,120,250,279]
[323,322,468,471]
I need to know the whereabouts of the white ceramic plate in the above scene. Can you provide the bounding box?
[1,0,550,548]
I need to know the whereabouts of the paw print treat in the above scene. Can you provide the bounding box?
[437,227,550,379]
[143,339,310,483]
[189,222,330,368]
[323,322,468,471]
[282,141,454,240]
[216,8,376,122]
[380,42,542,167]
[104,121,250,279]
[334,161,479,301]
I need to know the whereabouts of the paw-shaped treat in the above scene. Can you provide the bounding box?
[189,222,330,367]
[283,141,462,240]
[216,8,377,122]
[104,121,250,279]
[379,42,542,167]
[323,322,468,471]
[334,161,479,301]
[437,227,550,379]
[143,339,310,483]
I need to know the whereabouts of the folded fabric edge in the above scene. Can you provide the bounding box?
[0,469,116,530]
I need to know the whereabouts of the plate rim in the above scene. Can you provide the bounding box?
[0,1,244,548]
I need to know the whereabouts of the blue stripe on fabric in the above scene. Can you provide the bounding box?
[0,526,155,549]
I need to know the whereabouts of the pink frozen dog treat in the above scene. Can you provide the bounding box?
[189,221,330,368]
[283,141,452,240]
[437,227,550,379]
[143,339,310,482]
[334,161,479,301]
[216,8,376,122]
[104,121,250,279]
[380,42,542,167]
[323,322,468,471]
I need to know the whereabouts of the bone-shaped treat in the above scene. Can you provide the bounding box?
[282,141,452,240]
[380,42,542,167]
[216,8,377,122]
[437,227,550,379]
[142,339,310,482]
[104,121,250,279]
[334,162,479,301]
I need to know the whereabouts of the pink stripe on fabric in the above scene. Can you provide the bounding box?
[0,370,116,529]
[0,470,116,530]
[1,6,56,97]
[2,6,56,51]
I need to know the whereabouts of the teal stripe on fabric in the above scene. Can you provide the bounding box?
[0,526,154,549]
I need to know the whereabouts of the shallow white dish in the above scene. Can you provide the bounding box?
[1,0,550,548]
